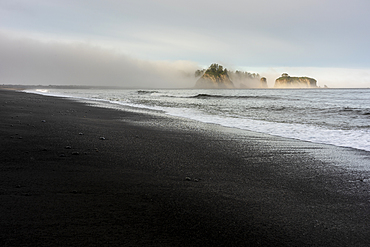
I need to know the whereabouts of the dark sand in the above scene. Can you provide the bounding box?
[1,89,370,246]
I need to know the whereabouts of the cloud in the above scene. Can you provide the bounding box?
[0,33,199,88]
[2,0,370,68]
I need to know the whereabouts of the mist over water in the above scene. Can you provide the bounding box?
[26,88,370,152]
[0,33,198,88]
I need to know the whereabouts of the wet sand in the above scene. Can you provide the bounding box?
[1,89,370,246]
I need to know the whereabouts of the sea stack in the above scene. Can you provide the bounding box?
[274,73,317,88]
[194,64,234,89]
[260,77,268,88]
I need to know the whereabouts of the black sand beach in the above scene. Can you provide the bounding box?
[1,89,370,246]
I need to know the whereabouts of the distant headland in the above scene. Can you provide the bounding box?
[194,64,317,89]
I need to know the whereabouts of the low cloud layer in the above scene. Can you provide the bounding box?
[0,34,199,88]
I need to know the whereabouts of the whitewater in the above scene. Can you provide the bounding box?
[25,88,370,152]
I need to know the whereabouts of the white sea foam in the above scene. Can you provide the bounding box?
[161,106,370,152]
[106,99,370,152]
[23,89,74,98]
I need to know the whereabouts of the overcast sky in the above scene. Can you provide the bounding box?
[1,0,370,88]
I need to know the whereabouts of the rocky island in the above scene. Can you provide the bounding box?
[194,64,234,89]
[274,73,317,88]
[194,64,267,89]
[194,65,317,89]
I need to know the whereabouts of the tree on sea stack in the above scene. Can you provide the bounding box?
[194,63,234,89]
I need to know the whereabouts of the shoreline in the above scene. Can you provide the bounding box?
[1,89,370,246]
[20,87,370,153]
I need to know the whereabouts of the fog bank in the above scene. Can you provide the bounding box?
[0,34,198,88]
[2,33,370,89]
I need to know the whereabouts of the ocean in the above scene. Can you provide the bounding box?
[25,88,370,152]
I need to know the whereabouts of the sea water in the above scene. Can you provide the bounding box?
[26,88,370,152]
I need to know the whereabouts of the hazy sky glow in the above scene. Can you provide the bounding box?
[1,0,370,88]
